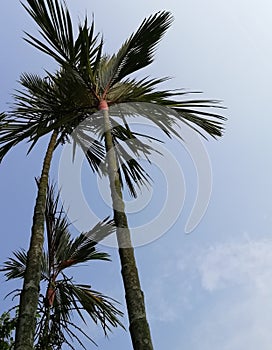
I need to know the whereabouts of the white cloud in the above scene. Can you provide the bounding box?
[147,237,272,349]
[197,238,272,294]
[189,238,272,350]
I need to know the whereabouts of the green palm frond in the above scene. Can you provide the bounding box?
[45,182,70,275]
[23,0,102,69]
[83,217,116,245]
[0,109,46,163]
[112,100,225,140]
[0,73,66,161]
[70,107,157,196]
[105,119,157,197]
[56,232,110,272]
[0,250,27,280]
[22,0,76,64]
[112,139,152,198]
[68,108,106,173]
[38,277,123,349]
[96,11,173,92]
[0,71,105,168]
[0,249,48,281]
[106,77,226,139]
[36,279,98,350]
[61,281,124,334]
[45,183,113,271]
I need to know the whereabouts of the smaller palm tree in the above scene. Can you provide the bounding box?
[1,183,123,350]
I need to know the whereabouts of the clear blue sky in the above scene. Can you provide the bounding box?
[1,1,272,349]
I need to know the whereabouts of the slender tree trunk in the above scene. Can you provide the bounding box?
[15,130,58,350]
[100,101,153,350]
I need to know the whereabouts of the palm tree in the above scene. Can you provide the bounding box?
[0,0,226,348]
[0,14,105,349]
[1,183,123,350]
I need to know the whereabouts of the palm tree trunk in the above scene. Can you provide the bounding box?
[15,130,58,350]
[101,101,153,350]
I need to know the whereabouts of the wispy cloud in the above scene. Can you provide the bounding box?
[197,238,272,293]
[146,237,272,349]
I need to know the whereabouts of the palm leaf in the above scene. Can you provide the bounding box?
[44,183,112,272]
[84,217,116,244]
[0,249,48,281]
[0,250,28,280]
[106,78,226,139]
[97,11,173,92]
[62,282,124,333]
[0,71,105,167]
[23,0,103,78]
[56,233,110,272]
[38,276,124,349]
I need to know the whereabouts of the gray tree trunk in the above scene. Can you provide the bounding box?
[15,130,58,350]
[101,102,154,350]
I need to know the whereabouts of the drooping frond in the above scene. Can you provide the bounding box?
[106,77,226,139]
[1,250,28,280]
[38,277,123,349]
[0,73,70,161]
[61,282,124,334]
[0,71,105,166]
[110,123,155,197]
[71,107,159,196]
[0,249,48,281]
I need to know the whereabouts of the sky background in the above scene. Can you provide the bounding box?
[1,0,272,349]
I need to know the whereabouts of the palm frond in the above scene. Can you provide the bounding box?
[44,183,113,272]
[0,73,63,161]
[0,70,105,165]
[56,233,110,273]
[107,77,226,139]
[35,276,123,349]
[76,111,159,197]
[61,281,124,334]
[0,250,27,280]
[71,128,105,173]
[36,284,98,350]
[0,249,48,281]
[84,217,116,243]
[22,0,76,64]
[97,11,173,92]
[23,0,104,85]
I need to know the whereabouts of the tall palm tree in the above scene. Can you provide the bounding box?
[1,0,226,348]
[1,183,123,350]
[0,22,105,349]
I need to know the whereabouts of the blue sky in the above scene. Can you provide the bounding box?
[1,0,272,349]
